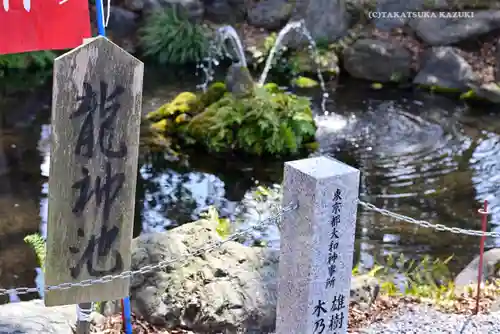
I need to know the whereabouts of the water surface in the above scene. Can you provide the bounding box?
[1,69,499,303]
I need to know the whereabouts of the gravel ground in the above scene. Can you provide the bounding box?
[358,304,500,334]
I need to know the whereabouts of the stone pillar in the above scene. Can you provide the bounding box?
[276,156,360,334]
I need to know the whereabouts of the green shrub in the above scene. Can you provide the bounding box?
[139,7,209,65]
[0,51,55,70]
[184,85,316,156]
[0,51,56,79]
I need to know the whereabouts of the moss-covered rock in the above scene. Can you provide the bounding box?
[184,84,316,156]
[147,92,198,122]
[198,82,227,108]
[289,49,339,76]
[225,64,255,98]
[145,82,317,157]
[292,76,319,88]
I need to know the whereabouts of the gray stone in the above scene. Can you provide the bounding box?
[203,0,235,23]
[247,0,293,30]
[128,214,377,333]
[287,0,349,46]
[0,300,75,334]
[203,0,248,22]
[469,82,500,103]
[107,7,138,38]
[290,49,340,76]
[454,248,500,288]
[414,47,477,91]
[343,39,412,82]
[137,0,204,19]
[496,40,500,82]
[409,10,500,46]
[123,0,160,11]
[277,156,360,334]
[226,0,250,20]
[225,64,255,97]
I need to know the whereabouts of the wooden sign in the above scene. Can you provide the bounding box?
[45,36,144,306]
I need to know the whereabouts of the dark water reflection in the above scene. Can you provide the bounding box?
[1,69,500,303]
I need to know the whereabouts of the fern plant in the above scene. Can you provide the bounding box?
[24,233,46,269]
[139,7,209,65]
[0,51,55,70]
[185,84,316,156]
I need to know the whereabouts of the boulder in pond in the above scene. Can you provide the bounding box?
[284,0,349,48]
[247,0,293,30]
[413,47,477,92]
[454,248,500,289]
[126,0,204,19]
[409,11,500,46]
[342,39,412,83]
[126,216,380,332]
[466,82,500,104]
[225,64,255,98]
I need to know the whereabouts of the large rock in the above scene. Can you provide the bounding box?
[496,40,500,82]
[409,11,500,46]
[107,7,138,38]
[342,39,412,82]
[469,82,500,104]
[247,0,293,30]
[454,249,500,288]
[106,7,139,53]
[0,300,75,333]
[203,0,248,23]
[414,47,477,91]
[287,0,349,46]
[225,64,255,97]
[128,218,380,332]
[368,0,449,30]
[124,0,204,19]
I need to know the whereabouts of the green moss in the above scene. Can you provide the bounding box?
[198,82,227,109]
[147,92,198,122]
[418,84,464,94]
[184,84,317,156]
[459,89,478,100]
[289,49,339,76]
[292,76,319,88]
[263,82,280,93]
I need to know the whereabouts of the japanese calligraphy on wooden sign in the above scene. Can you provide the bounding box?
[0,0,91,55]
[44,36,143,306]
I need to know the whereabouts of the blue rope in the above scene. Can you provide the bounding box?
[95,0,106,36]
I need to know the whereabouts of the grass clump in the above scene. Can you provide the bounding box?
[139,7,209,65]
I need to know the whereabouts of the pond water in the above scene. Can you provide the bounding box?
[1,67,499,304]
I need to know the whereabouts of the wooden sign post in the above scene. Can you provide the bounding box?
[45,36,143,307]
[276,156,360,334]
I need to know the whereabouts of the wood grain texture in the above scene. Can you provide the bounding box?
[45,36,144,306]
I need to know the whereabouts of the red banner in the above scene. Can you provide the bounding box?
[0,0,91,55]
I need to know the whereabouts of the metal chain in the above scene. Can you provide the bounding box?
[3,198,495,298]
[357,200,500,238]
[0,203,297,298]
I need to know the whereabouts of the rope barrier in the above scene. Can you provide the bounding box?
[1,197,496,298]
